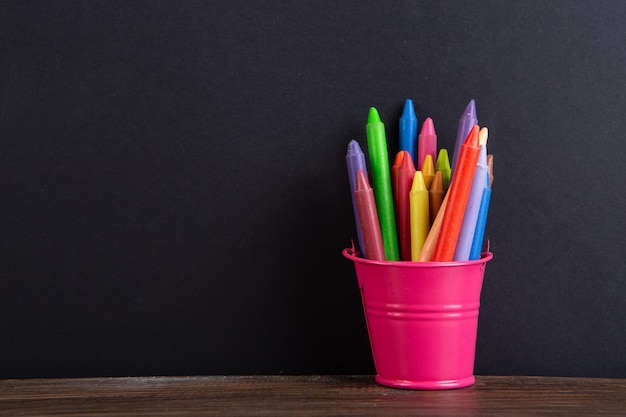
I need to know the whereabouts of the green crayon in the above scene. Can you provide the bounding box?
[435,148,451,191]
[365,107,399,261]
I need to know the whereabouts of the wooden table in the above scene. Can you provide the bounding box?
[0,375,624,416]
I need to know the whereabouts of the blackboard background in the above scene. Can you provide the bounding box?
[1,1,625,378]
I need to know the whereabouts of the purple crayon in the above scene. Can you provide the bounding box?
[346,139,368,257]
[451,100,478,180]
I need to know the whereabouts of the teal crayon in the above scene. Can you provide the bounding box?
[366,107,399,261]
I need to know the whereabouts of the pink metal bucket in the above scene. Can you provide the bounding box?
[343,247,493,390]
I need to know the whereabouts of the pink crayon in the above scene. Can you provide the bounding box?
[417,117,437,171]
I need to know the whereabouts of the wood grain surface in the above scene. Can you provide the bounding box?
[0,375,625,416]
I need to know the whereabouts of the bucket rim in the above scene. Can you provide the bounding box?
[342,247,493,267]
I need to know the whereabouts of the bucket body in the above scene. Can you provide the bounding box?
[343,248,492,390]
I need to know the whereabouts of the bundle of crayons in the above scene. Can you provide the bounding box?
[346,99,493,262]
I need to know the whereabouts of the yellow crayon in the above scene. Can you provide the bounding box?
[417,192,449,262]
[421,154,435,190]
[410,171,430,261]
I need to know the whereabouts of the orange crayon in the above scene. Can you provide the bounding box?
[432,125,481,262]
[429,170,445,224]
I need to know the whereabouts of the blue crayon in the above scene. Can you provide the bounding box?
[346,139,368,257]
[469,169,492,260]
[399,99,418,165]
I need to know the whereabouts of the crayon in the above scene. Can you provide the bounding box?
[450,100,477,180]
[429,170,445,224]
[466,126,491,259]
[391,151,402,188]
[346,140,368,257]
[354,170,386,261]
[471,150,493,260]
[453,143,488,261]
[435,148,451,191]
[417,192,449,262]
[479,126,489,146]
[421,154,435,190]
[366,107,400,261]
[410,171,430,261]
[417,117,437,171]
[469,169,492,260]
[399,99,418,164]
[432,125,480,262]
[392,151,416,261]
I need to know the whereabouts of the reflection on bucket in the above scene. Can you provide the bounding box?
[343,247,493,390]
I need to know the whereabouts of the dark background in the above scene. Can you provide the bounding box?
[1,1,624,378]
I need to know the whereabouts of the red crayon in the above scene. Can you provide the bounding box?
[391,151,416,261]
[432,125,481,261]
[354,169,385,261]
[390,151,403,195]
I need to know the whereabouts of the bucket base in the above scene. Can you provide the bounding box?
[375,375,475,390]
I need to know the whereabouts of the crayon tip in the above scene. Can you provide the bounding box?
[411,170,427,192]
[355,169,370,191]
[347,139,363,155]
[479,127,489,146]
[401,99,416,119]
[464,99,477,119]
[464,125,480,146]
[367,107,382,124]
[421,154,435,189]
[419,117,436,136]
[430,170,443,192]
[435,149,450,170]
[393,150,404,168]
[422,153,434,171]
[399,150,415,171]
